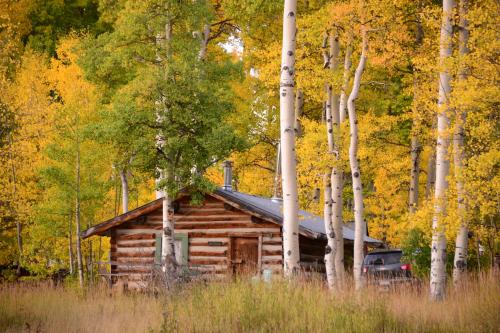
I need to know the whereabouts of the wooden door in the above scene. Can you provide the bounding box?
[231,237,259,275]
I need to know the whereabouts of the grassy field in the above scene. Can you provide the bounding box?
[0,274,498,333]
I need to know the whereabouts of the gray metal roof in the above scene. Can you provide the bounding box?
[215,189,382,245]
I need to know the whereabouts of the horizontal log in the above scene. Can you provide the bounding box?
[189,259,228,266]
[262,250,282,256]
[111,250,154,258]
[120,224,163,230]
[191,269,228,275]
[262,259,282,265]
[190,246,227,253]
[189,238,229,246]
[116,241,156,248]
[176,223,276,230]
[115,258,154,264]
[263,240,282,245]
[116,229,159,235]
[181,203,224,209]
[189,251,227,257]
[175,215,250,222]
[262,245,282,251]
[263,236,282,242]
[187,232,230,238]
[112,244,154,250]
[263,254,282,260]
[175,221,256,228]
[189,256,227,261]
[178,210,244,217]
[188,264,228,271]
[116,233,155,241]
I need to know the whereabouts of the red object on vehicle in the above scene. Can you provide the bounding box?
[363,267,368,273]
[400,264,411,270]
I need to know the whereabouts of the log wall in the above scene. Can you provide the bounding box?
[110,195,283,289]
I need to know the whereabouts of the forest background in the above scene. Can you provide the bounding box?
[0,0,498,281]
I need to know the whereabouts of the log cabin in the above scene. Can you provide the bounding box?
[81,163,381,289]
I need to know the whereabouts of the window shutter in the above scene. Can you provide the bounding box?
[154,233,162,265]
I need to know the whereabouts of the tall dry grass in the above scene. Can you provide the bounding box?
[0,274,498,333]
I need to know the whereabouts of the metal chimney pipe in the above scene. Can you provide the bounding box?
[222,160,233,191]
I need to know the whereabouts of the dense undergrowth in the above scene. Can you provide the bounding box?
[0,274,498,333]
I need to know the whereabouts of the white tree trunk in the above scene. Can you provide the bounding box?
[294,89,304,137]
[409,6,424,214]
[430,0,456,301]
[119,169,129,213]
[68,215,74,275]
[327,31,343,287]
[162,192,176,270]
[325,85,334,152]
[339,36,352,123]
[75,147,84,288]
[348,28,368,291]
[280,0,300,276]
[198,24,210,60]
[409,135,421,213]
[323,175,336,290]
[426,144,437,199]
[453,0,469,286]
[272,143,282,199]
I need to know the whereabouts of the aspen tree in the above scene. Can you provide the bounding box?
[430,0,456,301]
[294,89,304,137]
[119,169,129,213]
[280,0,300,275]
[333,33,352,283]
[452,0,469,286]
[324,32,340,289]
[409,4,424,214]
[339,34,352,123]
[323,174,336,289]
[348,20,368,291]
[75,145,84,288]
[158,17,177,274]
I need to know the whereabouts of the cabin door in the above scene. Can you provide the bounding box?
[230,237,259,275]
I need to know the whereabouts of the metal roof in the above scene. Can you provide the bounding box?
[215,189,382,245]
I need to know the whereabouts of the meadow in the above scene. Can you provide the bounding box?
[1,274,498,333]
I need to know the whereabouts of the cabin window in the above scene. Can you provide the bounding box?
[154,233,188,266]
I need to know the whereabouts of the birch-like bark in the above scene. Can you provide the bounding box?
[331,83,345,284]
[162,190,176,272]
[323,175,336,290]
[280,0,300,275]
[272,143,282,199]
[199,24,210,60]
[119,169,129,213]
[348,27,368,291]
[75,146,84,288]
[430,0,455,301]
[294,89,304,137]
[325,85,334,152]
[68,215,74,275]
[409,3,424,214]
[159,19,177,274]
[339,35,352,123]
[325,31,341,288]
[426,145,437,199]
[409,135,421,213]
[453,0,470,286]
